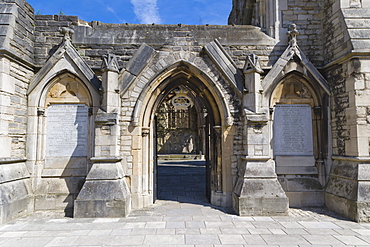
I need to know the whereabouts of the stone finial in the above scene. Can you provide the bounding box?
[350,0,362,8]
[60,27,74,42]
[102,54,119,72]
[287,24,299,47]
[243,53,263,73]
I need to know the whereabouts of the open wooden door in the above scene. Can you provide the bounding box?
[153,116,158,203]
[205,114,211,201]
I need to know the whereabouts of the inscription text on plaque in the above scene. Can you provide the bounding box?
[46,104,88,157]
[274,104,313,156]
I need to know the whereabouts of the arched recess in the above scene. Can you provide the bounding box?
[129,61,236,209]
[27,71,100,215]
[269,71,329,207]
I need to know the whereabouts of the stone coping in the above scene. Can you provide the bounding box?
[0,157,27,164]
[332,155,370,162]
[90,157,123,163]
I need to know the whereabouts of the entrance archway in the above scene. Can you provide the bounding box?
[154,83,214,204]
[152,74,221,204]
[131,62,232,209]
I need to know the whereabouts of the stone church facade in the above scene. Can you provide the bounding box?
[1,0,370,224]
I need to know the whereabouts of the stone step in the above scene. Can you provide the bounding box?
[157,154,205,160]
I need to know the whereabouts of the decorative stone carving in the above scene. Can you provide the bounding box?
[287,24,299,47]
[243,53,263,73]
[37,108,45,116]
[46,79,90,106]
[49,83,76,98]
[271,79,314,107]
[171,87,193,111]
[102,54,119,73]
[60,27,74,42]
[350,0,362,8]
[282,81,312,99]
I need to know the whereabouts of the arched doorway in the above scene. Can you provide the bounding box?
[154,81,216,203]
[131,63,233,209]
[152,74,221,204]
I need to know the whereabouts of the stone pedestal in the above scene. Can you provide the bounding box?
[74,157,131,218]
[234,112,288,216]
[233,157,288,215]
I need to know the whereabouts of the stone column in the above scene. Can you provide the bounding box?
[74,55,131,217]
[234,53,288,215]
[243,54,263,113]
[233,114,288,215]
[101,54,120,113]
[74,110,131,218]
[141,127,152,206]
[213,126,222,192]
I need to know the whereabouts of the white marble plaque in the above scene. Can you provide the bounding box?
[46,104,88,157]
[274,104,313,155]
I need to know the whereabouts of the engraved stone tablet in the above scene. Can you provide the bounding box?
[46,104,88,157]
[274,104,313,155]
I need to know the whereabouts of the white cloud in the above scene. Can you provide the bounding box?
[131,0,161,24]
[106,6,126,23]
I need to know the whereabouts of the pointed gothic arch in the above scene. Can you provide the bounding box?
[27,70,100,215]
[269,70,329,207]
[126,60,238,209]
[26,32,102,214]
[130,60,233,128]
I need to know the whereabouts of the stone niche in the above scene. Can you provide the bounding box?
[36,76,92,214]
[272,79,324,207]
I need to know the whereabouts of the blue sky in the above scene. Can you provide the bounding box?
[27,0,232,25]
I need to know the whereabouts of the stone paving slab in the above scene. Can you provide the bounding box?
[1,204,370,246]
[2,161,370,246]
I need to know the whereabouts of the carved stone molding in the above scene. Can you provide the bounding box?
[142,128,150,137]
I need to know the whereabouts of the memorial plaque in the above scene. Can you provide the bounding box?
[46,104,88,157]
[274,104,313,155]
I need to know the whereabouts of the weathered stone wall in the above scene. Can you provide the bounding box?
[322,0,349,62]
[322,0,370,222]
[228,0,325,66]
[282,0,324,66]
[2,0,370,222]
[0,0,35,224]
[33,14,78,66]
[0,0,34,158]
[29,7,283,213]
[325,57,370,222]
[33,19,282,70]
[0,0,34,64]
[324,63,349,156]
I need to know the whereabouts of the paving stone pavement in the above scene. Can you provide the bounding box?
[1,160,370,246]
